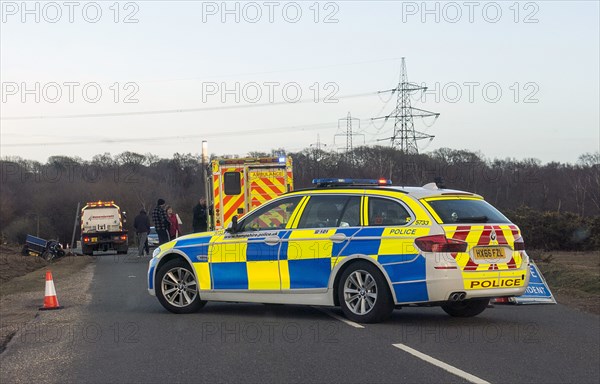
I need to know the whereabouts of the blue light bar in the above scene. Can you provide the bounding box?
[278,156,286,163]
[312,178,392,187]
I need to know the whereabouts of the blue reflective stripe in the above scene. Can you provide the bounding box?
[394,282,428,303]
[177,245,210,262]
[355,227,385,237]
[383,254,426,282]
[288,258,330,288]
[378,254,418,265]
[278,231,292,260]
[212,262,248,289]
[246,239,279,261]
[175,236,211,247]
[148,264,156,290]
[337,227,384,256]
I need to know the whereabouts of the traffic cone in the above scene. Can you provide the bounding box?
[39,270,62,310]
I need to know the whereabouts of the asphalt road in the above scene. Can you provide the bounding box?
[1,252,599,384]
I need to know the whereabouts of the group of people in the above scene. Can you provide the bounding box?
[133,197,210,257]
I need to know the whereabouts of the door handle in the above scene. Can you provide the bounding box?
[330,233,347,243]
[264,236,280,246]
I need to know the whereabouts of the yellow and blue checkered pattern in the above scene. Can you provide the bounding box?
[167,225,432,303]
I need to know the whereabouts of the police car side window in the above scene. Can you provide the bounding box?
[297,195,351,229]
[239,197,302,231]
[368,197,411,226]
[339,197,361,227]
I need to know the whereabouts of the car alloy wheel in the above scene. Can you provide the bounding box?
[343,269,378,315]
[161,267,198,308]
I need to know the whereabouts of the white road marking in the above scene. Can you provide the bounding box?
[392,343,491,384]
[315,307,364,329]
[128,275,136,278]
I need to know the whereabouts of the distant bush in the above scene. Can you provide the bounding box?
[506,207,599,251]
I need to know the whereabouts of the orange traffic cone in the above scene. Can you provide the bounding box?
[39,270,62,310]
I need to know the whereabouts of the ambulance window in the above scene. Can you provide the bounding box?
[239,196,302,231]
[297,195,355,229]
[368,198,411,226]
[224,172,241,195]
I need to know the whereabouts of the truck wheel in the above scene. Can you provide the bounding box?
[337,261,394,323]
[156,258,206,314]
[82,245,93,256]
[442,298,489,317]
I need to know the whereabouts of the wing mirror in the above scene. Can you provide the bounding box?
[226,215,239,233]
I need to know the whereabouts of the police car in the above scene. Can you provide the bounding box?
[148,179,530,323]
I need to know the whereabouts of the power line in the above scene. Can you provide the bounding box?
[1,122,338,148]
[371,57,440,154]
[334,112,364,163]
[1,92,376,121]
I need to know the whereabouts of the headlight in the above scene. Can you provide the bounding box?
[152,247,161,258]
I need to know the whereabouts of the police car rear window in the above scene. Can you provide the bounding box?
[427,199,511,224]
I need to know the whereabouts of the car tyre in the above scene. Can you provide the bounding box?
[156,258,206,314]
[441,298,489,317]
[338,261,394,323]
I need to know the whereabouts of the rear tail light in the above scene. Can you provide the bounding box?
[415,235,468,253]
[120,235,127,240]
[83,237,90,243]
[513,237,525,251]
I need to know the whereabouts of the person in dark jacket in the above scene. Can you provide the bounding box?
[152,198,170,245]
[192,197,209,233]
[133,209,151,256]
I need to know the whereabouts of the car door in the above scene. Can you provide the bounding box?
[209,196,302,290]
[283,194,362,290]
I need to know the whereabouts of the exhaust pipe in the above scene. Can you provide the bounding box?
[449,292,467,301]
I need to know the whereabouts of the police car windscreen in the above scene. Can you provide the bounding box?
[428,199,511,224]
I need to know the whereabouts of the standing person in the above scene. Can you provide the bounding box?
[165,205,181,240]
[192,197,209,233]
[133,209,151,257]
[152,198,170,245]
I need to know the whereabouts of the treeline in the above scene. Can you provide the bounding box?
[1,147,598,251]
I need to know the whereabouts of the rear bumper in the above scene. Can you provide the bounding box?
[82,232,128,247]
[426,264,530,302]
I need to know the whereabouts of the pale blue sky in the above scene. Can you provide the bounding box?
[1,1,598,163]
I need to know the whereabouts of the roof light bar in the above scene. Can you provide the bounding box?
[312,178,392,187]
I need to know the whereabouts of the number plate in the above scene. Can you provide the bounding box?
[474,247,506,260]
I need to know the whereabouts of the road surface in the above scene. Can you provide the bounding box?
[1,252,599,384]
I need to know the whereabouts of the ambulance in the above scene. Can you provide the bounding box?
[210,156,293,230]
